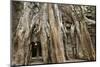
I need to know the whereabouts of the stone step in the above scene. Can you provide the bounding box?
[30,59,86,65]
[31,57,43,63]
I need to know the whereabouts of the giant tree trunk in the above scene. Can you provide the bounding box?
[70,6,95,60]
[12,2,40,65]
[47,4,66,63]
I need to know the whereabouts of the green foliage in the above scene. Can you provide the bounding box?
[84,6,96,20]
[12,1,24,12]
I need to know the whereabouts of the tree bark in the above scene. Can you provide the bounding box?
[48,4,66,63]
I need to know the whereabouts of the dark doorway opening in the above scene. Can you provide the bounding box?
[31,41,42,57]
